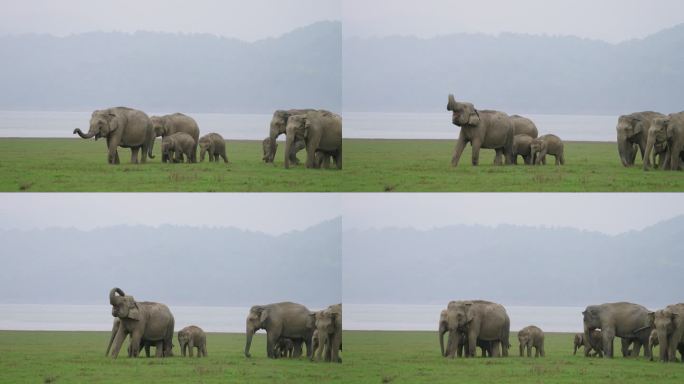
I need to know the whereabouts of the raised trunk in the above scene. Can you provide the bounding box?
[109,288,124,305]
[73,128,97,139]
[244,326,255,357]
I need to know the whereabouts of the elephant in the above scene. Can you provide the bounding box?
[162,132,196,163]
[446,94,514,166]
[312,303,342,363]
[178,325,207,357]
[455,333,494,357]
[266,109,315,164]
[616,111,665,167]
[73,107,155,164]
[530,134,565,165]
[262,136,306,164]
[284,110,342,169]
[574,331,603,357]
[274,337,295,358]
[244,302,315,359]
[649,303,684,362]
[314,150,336,169]
[199,133,228,163]
[644,112,684,171]
[106,319,167,358]
[518,325,545,357]
[512,134,534,165]
[439,309,492,357]
[151,113,200,162]
[510,115,539,138]
[107,288,175,358]
[582,302,652,358]
[648,328,684,362]
[445,300,510,358]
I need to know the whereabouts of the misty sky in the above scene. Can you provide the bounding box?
[343,194,684,235]
[343,0,684,43]
[0,194,341,234]
[0,0,340,41]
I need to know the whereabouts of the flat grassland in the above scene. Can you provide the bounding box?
[0,138,681,191]
[2,330,683,384]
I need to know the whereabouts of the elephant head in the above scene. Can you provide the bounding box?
[616,115,645,166]
[151,116,169,137]
[109,288,140,320]
[644,117,671,170]
[446,301,474,346]
[267,110,292,159]
[652,309,678,362]
[315,308,338,336]
[161,136,175,163]
[262,137,278,163]
[244,305,267,357]
[73,110,119,140]
[447,94,480,127]
[199,138,212,162]
[284,114,307,169]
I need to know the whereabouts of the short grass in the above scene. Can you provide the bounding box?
[0,138,681,191]
[2,331,682,384]
[0,331,343,384]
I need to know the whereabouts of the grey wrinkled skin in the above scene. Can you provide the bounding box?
[518,325,545,357]
[582,302,652,358]
[284,110,342,169]
[616,111,665,167]
[199,133,228,163]
[530,134,565,165]
[162,132,196,163]
[107,288,175,358]
[151,113,200,163]
[445,300,510,358]
[73,107,155,164]
[649,303,684,362]
[178,325,207,357]
[512,134,534,165]
[574,330,603,357]
[447,94,514,166]
[244,302,315,359]
[439,309,492,358]
[644,112,684,171]
[267,109,315,163]
[312,303,342,363]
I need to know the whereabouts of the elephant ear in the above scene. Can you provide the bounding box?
[467,108,480,126]
[464,302,475,324]
[126,298,141,320]
[104,113,119,135]
[259,308,270,327]
[633,121,643,134]
[303,118,312,140]
[666,122,675,139]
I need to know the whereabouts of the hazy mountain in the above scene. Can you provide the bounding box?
[343,216,684,308]
[0,21,341,112]
[0,218,341,307]
[343,24,684,114]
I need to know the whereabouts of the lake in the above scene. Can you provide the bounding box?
[0,111,618,142]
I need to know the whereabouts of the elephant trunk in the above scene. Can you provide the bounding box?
[657,329,669,362]
[148,138,155,159]
[109,288,124,305]
[439,324,447,357]
[284,135,294,169]
[617,136,632,167]
[245,326,255,358]
[73,128,97,139]
[643,134,655,170]
[200,147,207,162]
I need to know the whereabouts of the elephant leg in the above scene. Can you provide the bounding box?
[527,343,532,358]
[129,331,143,358]
[466,330,478,358]
[494,149,503,165]
[188,340,194,357]
[620,338,630,357]
[519,342,524,357]
[146,343,152,358]
[452,139,466,167]
[316,334,327,361]
[130,147,140,164]
[603,329,615,358]
[555,155,560,165]
[331,332,341,363]
[671,147,682,171]
[181,342,187,357]
[107,139,120,165]
[335,147,342,170]
[471,139,482,166]
[110,328,127,358]
[221,150,229,163]
[305,139,320,169]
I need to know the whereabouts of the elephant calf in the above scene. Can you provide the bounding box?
[512,134,534,165]
[274,337,295,358]
[531,134,565,165]
[199,133,228,163]
[518,325,545,357]
[178,325,207,357]
[162,132,196,163]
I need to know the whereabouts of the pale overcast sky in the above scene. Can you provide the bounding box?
[0,194,341,234]
[343,194,684,235]
[343,0,684,43]
[0,0,340,41]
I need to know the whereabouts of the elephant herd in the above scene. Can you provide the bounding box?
[105,288,341,363]
[262,109,343,169]
[245,302,342,363]
[447,95,565,166]
[74,108,228,164]
[616,111,684,171]
[438,300,684,363]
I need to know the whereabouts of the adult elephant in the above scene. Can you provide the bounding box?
[446,95,514,166]
[108,288,175,358]
[445,300,510,358]
[582,302,652,358]
[244,302,315,359]
[266,109,314,164]
[151,113,200,162]
[616,111,665,167]
[284,110,342,169]
[312,303,342,363]
[73,107,155,164]
[644,112,684,171]
[650,303,684,362]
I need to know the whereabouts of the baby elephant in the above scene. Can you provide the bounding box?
[578,330,604,357]
[648,329,684,361]
[162,132,196,163]
[178,325,207,357]
[274,337,295,358]
[530,134,565,165]
[512,134,534,165]
[199,133,228,163]
[518,325,545,357]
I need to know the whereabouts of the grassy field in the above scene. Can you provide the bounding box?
[0,138,681,192]
[2,331,683,384]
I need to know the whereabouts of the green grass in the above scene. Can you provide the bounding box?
[2,331,683,384]
[0,331,343,384]
[0,138,681,191]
